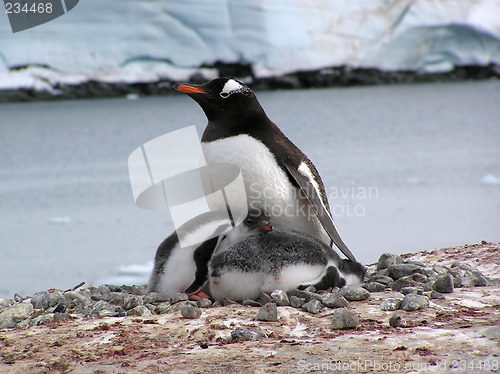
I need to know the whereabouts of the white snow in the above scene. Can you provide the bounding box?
[0,0,499,91]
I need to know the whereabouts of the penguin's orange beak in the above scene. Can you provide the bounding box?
[173,84,207,94]
[257,225,273,232]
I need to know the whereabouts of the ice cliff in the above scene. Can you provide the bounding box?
[0,0,499,90]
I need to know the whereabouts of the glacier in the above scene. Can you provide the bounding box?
[0,0,499,91]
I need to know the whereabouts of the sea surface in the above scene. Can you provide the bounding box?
[1,81,499,299]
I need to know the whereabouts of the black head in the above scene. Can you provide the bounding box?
[244,209,273,234]
[173,78,267,125]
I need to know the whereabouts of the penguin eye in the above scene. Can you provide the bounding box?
[220,92,230,99]
[245,218,253,225]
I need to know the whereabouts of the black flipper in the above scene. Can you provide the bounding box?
[285,164,357,262]
[184,236,220,294]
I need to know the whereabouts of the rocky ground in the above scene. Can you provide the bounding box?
[0,242,499,374]
[1,64,499,103]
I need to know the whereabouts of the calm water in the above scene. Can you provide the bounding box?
[1,81,499,299]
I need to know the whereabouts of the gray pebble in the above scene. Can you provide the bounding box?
[321,292,349,308]
[197,298,212,308]
[340,285,370,301]
[301,299,323,314]
[330,308,360,330]
[376,253,402,271]
[172,293,188,304]
[270,290,290,306]
[430,291,445,300]
[362,282,386,292]
[127,305,152,317]
[0,301,34,328]
[391,274,427,291]
[231,329,267,341]
[289,296,306,308]
[155,302,173,314]
[301,285,317,293]
[260,292,273,305]
[389,313,408,328]
[432,274,454,293]
[368,274,395,287]
[286,289,321,302]
[400,287,419,295]
[142,292,171,305]
[400,294,429,311]
[380,298,402,311]
[31,292,50,310]
[241,299,261,307]
[123,296,144,310]
[181,305,202,319]
[257,303,278,322]
[386,264,424,280]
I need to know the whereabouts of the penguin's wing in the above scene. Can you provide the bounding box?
[285,164,357,262]
[184,236,220,294]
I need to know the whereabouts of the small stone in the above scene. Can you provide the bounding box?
[400,287,418,295]
[29,314,55,327]
[470,271,489,287]
[172,293,188,304]
[260,292,273,305]
[0,299,14,308]
[231,329,267,341]
[64,291,91,304]
[91,300,126,317]
[197,298,212,308]
[368,274,394,287]
[301,285,317,293]
[286,290,321,302]
[339,286,370,301]
[121,285,145,295]
[330,308,359,330]
[432,274,454,293]
[380,298,402,311]
[430,291,445,300]
[377,253,402,271]
[155,302,173,314]
[270,290,290,306]
[180,305,202,319]
[321,292,349,308]
[31,292,50,310]
[400,294,429,311]
[142,292,171,305]
[289,296,306,308]
[301,300,323,314]
[432,264,449,275]
[362,282,386,292]
[386,264,424,280]
[123,296,144,310]
[392,273,427,291]
[256,303,278,322]
[241,299,261,307]
[0,301,34,328]
[127,305,152,317]
[389,313,407,328]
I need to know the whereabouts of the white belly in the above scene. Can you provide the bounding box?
[202,135,328,242]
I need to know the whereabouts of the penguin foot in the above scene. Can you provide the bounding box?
[188,291,209,301]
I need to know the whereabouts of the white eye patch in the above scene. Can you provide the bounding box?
[220,79,249,98]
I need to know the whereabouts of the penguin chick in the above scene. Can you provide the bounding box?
[208,231,366,301]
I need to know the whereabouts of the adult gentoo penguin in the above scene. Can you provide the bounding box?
[206,230,366,302]
[147,209,272,298]
[173,78,356,262]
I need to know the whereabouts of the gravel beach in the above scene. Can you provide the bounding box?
[1,242,499,373]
